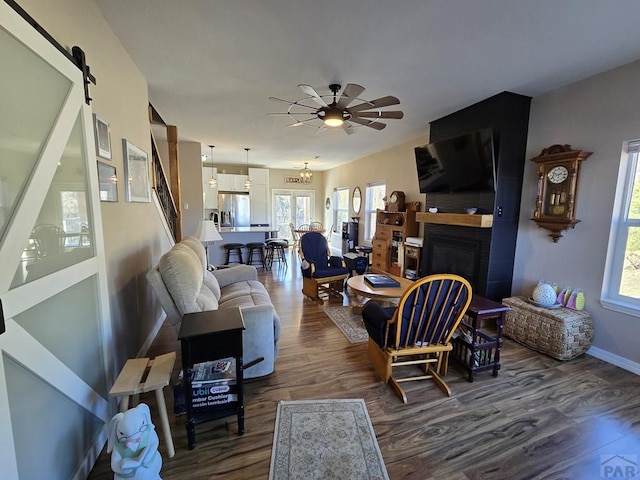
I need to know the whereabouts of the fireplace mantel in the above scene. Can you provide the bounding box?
[416,212,493,228]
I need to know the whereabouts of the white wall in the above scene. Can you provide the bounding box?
[20,0,173,365]
[513,59,640,367]
[324,134,429,244]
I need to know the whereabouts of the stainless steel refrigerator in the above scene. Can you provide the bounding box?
[218,192,250,227]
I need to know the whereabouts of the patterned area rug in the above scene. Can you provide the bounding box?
[323,306,369,344]
[269,399,389,480]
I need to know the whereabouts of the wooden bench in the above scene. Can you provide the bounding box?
[109,351,176,458]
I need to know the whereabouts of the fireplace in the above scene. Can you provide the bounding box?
[420,224,495,298]
[423,233,483,291]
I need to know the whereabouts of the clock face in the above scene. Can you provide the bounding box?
[547,165,569,184]
[389,193,398,203]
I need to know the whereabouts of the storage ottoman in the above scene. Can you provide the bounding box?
[501,296,594,360]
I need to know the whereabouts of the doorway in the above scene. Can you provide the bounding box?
[0,5,112,479]
[272,189,315,241]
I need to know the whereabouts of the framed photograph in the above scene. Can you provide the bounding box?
[123,140,151,203]
[93,114,112,159]
[97,161,118,202]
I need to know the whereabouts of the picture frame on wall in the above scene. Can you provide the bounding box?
[123,139,151,203]
[93,114,112,160]
[97,161,118,202]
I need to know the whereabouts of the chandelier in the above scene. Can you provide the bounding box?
[207,145,216,188]
[244,148,252,190]
[299,162,313,184]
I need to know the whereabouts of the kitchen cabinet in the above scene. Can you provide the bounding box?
[218,173,249,192]
[248,168,269,225]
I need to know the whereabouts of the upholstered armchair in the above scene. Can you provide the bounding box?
[362,274,472,403]
[299,231,349,302]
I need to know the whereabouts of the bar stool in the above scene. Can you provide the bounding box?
[265,239,288,270]
[223,243,245,264]
[246,241,266,268]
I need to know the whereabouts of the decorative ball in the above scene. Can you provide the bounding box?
[532,281,557,306]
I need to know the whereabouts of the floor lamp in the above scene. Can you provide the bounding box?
[197,220,222,269]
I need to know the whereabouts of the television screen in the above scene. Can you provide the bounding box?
[415,128,496,193]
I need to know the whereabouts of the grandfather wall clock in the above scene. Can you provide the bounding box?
[385,191,406,212]
[531,144,592,242]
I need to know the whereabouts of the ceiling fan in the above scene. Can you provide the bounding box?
[269,83,403,134]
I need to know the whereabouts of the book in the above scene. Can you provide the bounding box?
[190,358,236,387]
[364,274,401,288]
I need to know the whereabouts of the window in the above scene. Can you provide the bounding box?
[334,187,349,234]
[364,182,386,241]
[60,190,89,247]
[602,140,640,316]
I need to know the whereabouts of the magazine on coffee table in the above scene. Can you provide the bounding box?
[364,274,401,288]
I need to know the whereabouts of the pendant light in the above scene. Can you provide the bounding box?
[299,162,313,184]
[244,148,252,190]
[207,145,216,188]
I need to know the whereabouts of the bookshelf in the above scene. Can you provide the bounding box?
[372,202,420,276]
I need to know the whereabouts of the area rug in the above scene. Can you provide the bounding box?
[323,306,368,344]
[268,399,389,480]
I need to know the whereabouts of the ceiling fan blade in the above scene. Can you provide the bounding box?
[269,96,296,105]
[348,117,387,130]
[269,97,318,111]
[298,84,328,107]
[349,96,400,113]
[342,123,358,135]
[286,117,318,127]
[354,110,404,119]
[336,83,365,109]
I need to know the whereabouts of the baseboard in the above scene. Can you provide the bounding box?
[73,430,107,480]
[587,346,640,375]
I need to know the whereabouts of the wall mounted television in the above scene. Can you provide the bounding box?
[415,128,496,193]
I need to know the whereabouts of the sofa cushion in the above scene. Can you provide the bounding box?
[181,236,207,269]
[219,280,273,308]
[179,236,221,301]
[203,270,222,301]
[159,244,218,315]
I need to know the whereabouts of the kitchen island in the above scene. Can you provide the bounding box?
[207,226,280,266]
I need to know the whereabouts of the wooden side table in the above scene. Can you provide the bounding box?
[452,295,509,382]
[178,308,245,450]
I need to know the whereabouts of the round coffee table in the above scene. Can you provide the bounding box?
[347,273,414,314]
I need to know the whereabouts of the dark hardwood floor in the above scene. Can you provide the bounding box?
[88,252,640,479]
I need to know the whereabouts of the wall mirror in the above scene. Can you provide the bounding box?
[325,197,331,210]
[352,187,362,214]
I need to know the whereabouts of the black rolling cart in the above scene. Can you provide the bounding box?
[342,221,359,254]
[178,308,245,449]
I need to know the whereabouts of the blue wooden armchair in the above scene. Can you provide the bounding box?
[362,274,472,403]
[299,231,349,302]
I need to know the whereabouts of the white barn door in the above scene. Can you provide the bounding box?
[0,4,113,479]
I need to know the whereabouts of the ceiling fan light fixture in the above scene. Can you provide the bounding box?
[320,104,350,127]
[324,110,344,127]
[270,83,402,134]
[299,162,313,184]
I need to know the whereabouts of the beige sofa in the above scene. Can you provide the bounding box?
[146,236,281,378]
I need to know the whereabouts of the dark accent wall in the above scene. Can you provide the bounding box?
[420,91,531,300]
